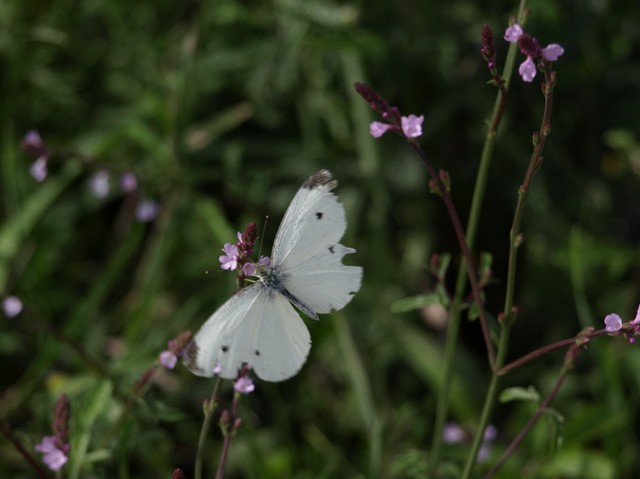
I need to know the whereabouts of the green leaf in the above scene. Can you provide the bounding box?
[68,380,114,479]
[391,292,445,314]
[499,385,540,403]
[0,161,81,291]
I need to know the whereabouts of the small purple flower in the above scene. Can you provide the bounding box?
[370,121,394,138]
[518,57,537,82]
[159,350,177,369]
[2,296,23,318]
[135,199,160,223]
[234,376,255,394]
[242,262,257,276]
[242,256,270,276]
[442,422,465,444]
[604,313,623,332]
[219,244,239,271]
[401,115,424,138]
[30,157,48,182]
[22,130,45,152]
[35,436,68,471]
[89,171,110,198]
[120,172,138,192]
[483,424,497,441]
[541,44,565,62]
[504,24,523,42]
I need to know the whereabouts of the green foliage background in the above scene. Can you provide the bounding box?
[1,0,640,477]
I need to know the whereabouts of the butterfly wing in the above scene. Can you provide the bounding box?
[183,283,311,382]
[271,169,362,315]
[280,243,362,315]
[271,170,347,268]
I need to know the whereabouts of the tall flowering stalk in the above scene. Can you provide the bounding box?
[352,9,606,477]
[35,394,71,472]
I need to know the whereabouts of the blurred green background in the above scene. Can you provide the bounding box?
[2,0,640,477]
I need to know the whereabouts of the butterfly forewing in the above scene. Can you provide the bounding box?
[271,170,347,269]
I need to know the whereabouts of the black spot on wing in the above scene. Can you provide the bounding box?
[315,211,323,219]
[329,245,335,254]
[221,345,229,353]
[255,350,261,356]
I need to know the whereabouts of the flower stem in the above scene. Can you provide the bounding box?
[194,377,222,479]
[215,391,242,479]
[427,13,521,469]
[461,62,558,478]
[408,140,495,367]
[498,328,608,376]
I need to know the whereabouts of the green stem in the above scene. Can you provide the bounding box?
[428,7,525,469]
[195,378,222,479]
[461,61,558,478]
[461,322,512,478]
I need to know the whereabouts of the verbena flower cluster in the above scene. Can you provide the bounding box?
[504,23,564,82]
[218,223,270,277]
[35,395,71,471]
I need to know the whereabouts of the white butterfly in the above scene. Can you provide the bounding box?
[183,170,362,382]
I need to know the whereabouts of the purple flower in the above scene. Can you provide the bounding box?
[2,296,23,318]
[483,424,497,441]
[120,172,138,192]
[370,115,425,139]
[30,157,48,182]
[442,422,465,444]
[370,121,394,138]
[159,350,177,369]
[541,44,565,61]
[504,23,564,82]
[504,24,523,42]
[518,57,537,82]
[35,436,68,471]
[242,256,270,276]
[219,244,239,271]
[89,171,110,198]
[234,376,255,394]
[401,115,424,138]
[22,130,45,152]
[135,199,160,223]
[604,313,623,332]
[242,262,257,276]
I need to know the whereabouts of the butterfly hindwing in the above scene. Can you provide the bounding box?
[183,283,311,381]
[281,243,362,315]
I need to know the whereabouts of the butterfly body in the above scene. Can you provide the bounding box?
[183,170,362,382]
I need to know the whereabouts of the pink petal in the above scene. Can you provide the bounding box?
[541,44,565,62]
[401,114,424,138]
[504,24,523,43]
[604,313,622,332]
[369,121,393,138]
[518,57,537,82]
